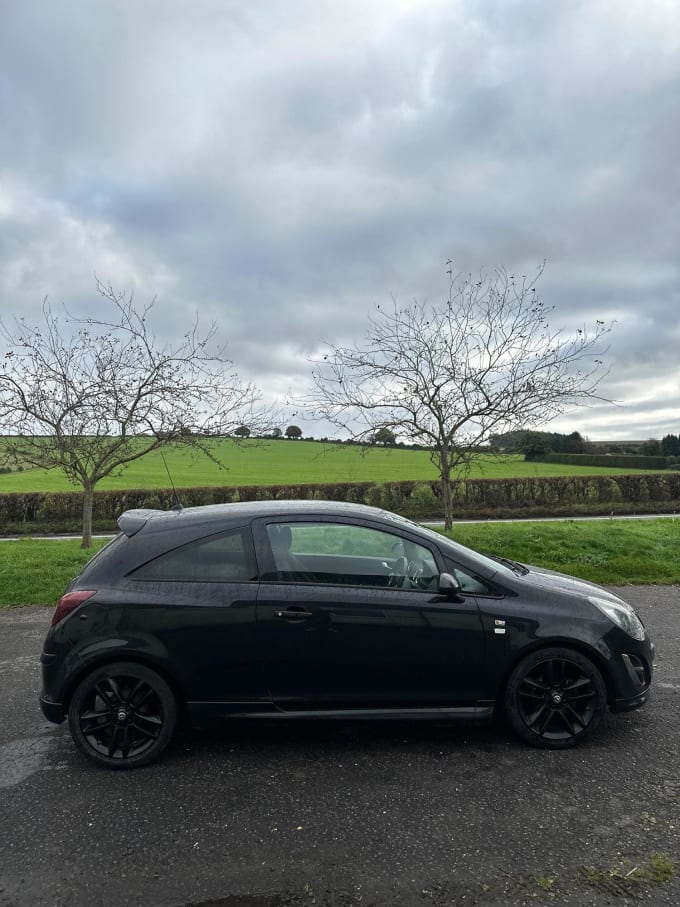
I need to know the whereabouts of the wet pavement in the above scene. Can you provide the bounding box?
[1,587,678,906]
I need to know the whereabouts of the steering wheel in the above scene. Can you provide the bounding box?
[386,555,408,587]
[406,559,436,590]
[407,559,423,586]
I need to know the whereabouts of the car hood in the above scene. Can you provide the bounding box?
[519,564,625,604]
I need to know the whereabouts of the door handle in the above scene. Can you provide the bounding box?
[276,608,314,620]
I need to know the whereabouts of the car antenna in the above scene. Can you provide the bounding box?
[159,448,183,511]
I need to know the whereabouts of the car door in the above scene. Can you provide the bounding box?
[122,526,263,709]
[253,517,486,710]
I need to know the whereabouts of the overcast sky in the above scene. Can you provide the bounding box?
[1,0,678,441]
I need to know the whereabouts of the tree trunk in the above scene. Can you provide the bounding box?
[438,449,454,530]
[81,482,94,549]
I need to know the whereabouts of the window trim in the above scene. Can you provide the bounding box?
[443,555,505,599]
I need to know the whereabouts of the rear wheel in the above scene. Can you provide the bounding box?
[505,647,607,749]
[68,661,177,769]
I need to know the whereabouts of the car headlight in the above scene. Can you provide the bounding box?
[588,595,645,641]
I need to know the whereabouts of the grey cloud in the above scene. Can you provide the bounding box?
[1,0,679,439]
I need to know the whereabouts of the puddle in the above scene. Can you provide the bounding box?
[0,654,38,676]
[0,734,68,788]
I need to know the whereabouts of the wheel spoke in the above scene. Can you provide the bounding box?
[521,676,549,693]
[564,703,587,730]
[519,687,545,701]
[558,660,569,687]
[537,706,556,734]
[98,677,124,705]
[121,726,134,759]
[95,680,117,705]
[107,726,120,758]
[555,708,576,734]
[564,675,595,701]
[81,707,112,721]
[564,675,591,692]
[82,717,114,734]
[566,688,595,702]
[129,680,152,707]
[133,711,162,727]
[130,720,159,740]
[544,660,557,686]
[525,704,547,730]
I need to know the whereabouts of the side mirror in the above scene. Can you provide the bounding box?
[438,572,462,599]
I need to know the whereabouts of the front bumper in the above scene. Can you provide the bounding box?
[614,688,651,712]
[610,641,654,714]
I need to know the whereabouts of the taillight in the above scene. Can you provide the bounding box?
[51,590,97,626]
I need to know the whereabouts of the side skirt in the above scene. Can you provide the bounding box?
[188,702,495,724]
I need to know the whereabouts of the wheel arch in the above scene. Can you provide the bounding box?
[495,638,616,713]
[62,653,187,715]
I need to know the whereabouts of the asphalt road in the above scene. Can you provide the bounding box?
[1,588,679,907]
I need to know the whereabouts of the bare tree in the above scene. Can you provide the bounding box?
[310,262,612,528]
[0,280,269,546]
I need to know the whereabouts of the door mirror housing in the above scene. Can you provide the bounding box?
[438,572,462,599]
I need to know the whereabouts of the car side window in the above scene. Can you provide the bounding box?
[130,528,257,582]
[264,522,439,591]
[443,556,493,595]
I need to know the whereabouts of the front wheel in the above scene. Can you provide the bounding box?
[505,647,607,749]
[67,661,177,769]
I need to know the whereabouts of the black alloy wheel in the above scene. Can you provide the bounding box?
[67,661,177,769]
[505,647,607,749]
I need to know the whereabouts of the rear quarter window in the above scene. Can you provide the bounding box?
[129,528,257,582]
[76,533,127,581]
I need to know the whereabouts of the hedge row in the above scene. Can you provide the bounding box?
[2,473,680,534]
[539,453,673,470]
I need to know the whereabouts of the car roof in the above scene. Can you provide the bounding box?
[117,500,403,538]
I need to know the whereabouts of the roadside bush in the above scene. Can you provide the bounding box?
[407,482,440,516]
[2,472,680,535]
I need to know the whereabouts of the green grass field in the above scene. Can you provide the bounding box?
[2,518,678,607]
[0,439,659,493]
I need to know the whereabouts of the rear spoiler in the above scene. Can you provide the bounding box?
[117,509,166,538]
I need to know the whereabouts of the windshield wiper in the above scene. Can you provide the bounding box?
[489,555,529,576]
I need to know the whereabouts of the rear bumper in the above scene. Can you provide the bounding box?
[40,694,65,724]
[40,650,66,723]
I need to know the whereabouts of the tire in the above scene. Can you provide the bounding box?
[504,647,607,749]
[67,661,177,769]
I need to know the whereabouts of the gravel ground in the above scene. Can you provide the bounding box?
[0,586,678,907]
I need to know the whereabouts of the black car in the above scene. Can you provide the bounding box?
[40,501,654,768]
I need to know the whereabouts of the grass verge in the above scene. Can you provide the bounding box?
[443,517,680,585]
[0,538,109,607]
[1,518,679,608]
